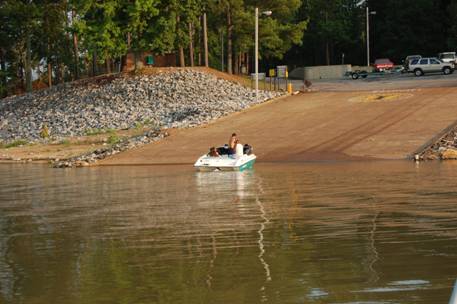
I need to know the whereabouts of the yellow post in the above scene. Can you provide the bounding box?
[287,83,293,94]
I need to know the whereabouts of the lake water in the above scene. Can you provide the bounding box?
[0,162,456,303]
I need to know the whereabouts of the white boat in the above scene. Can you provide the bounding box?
[194,153,257,172]
[194,143,256,172]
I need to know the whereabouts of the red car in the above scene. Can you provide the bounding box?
[374,58,394,71]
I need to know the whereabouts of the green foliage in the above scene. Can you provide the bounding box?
[2,0,456,98]
[59,139,71,146]
[85,128,115,136]
[449,0,457,49]
[107,134,121,145]
[134,119,155,129]
[40,124,50,139]
[3,139,28,148]
[75,0,128,63]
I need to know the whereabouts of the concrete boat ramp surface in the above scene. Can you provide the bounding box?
[101,86,457,165]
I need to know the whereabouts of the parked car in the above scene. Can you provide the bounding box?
[373,58,394,71]
[403,55,421,73]
[438,52,457,65]
[408,57,454,76]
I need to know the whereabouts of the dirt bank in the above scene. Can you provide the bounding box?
[100,87,457,165]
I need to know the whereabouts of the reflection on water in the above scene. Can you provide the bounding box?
[1,161,457,303]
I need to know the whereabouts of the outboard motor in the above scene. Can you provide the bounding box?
[243,144,253,155]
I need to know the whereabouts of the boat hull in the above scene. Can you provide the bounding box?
[194,154,256,172]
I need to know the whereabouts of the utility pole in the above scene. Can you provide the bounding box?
[255,7,259,101]
[365,6,376,66]
[356,0,375,67]
[221,30,224,72]
[366,6,370,66]
[203,12,209,67]
[254,8,272,101]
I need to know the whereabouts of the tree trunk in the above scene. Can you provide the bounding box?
[47,37,52,86]
[25,31,32,92]
[179,47,185,67]
[60,63,65,82]
[227,6,233,74]
[246,52,249,74]
[134,51,144,71]
[325,40,330,66]
[176,15,185,67]
[72,10,79,80]
[73,33,79,79]
[188,22,194,67]
[55,58,61,84]
[0,48,6,96]
[18,60,24,90]
[197,16,202,66]
[44,11,52,87]
[47,63,52,87]
[92,51,98,76]
[203,12,209,67]
[106,57,111,74]
[63,1,72,80]
[234,51,239,74]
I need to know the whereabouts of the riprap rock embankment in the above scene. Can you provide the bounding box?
[0,70,281,142]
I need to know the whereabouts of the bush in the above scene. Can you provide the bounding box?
[107,134,121,145]
[85,128,115,136]
[3,139,28,148]
[59,139,71,146]
[40,124,50,139]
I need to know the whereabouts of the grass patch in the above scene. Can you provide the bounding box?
[85,128,116,136]
[107,134,121,145]
[60,139,71,146]
[1,139,28,149]
[134,119,156,130]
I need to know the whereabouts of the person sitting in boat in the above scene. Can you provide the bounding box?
[235,139,244,157]
[228,133,237,154]
[208,147,220,157]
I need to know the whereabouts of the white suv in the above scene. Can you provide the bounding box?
[408,57,454,76]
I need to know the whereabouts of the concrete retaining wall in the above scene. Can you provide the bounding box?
[304,65,352,80]
[352,65,375,73]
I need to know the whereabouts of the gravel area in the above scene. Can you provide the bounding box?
[418,126,457,160]
[0,70,282,143]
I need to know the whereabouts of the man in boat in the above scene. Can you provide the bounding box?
[208,147,220,157]
[228,133,237,155]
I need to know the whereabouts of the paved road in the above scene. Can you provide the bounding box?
[101,85,457,165]
[291,72,457,92]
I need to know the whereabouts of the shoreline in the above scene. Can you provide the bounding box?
[3,71,457,166]
[0,68,283,167]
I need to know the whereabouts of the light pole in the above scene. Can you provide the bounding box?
[255,8,272,101]
[220,29,224,72]
[366,6,376,66]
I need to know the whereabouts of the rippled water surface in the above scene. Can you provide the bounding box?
[1,162,457,303]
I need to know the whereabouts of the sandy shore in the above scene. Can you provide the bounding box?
[100,86,457,165]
